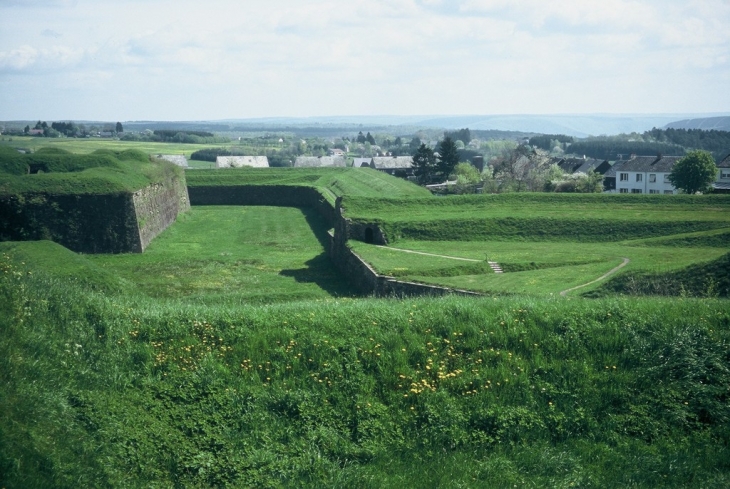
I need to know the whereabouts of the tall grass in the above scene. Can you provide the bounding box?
[2,248,729,487]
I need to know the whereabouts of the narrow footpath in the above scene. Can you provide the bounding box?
[560,258,630,296]
[374,245,482,262]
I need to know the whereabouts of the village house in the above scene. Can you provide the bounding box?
[713,154,730,194]
[328,148,346,157]
[216,156,269,168]
[352,158,372,168]
[606,155,682,194]
[554,156,611,175]
[293,156,346,168]
[371,156,414,177]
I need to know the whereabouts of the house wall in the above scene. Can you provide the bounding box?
[616,171,676,194]
[718,168,730,182]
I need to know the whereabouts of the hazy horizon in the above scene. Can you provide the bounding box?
[2,1,729,121]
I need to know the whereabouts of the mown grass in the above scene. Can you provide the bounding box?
[0,147,181,195]
[2,150,730,486]
[342,193,730,223]
[2,250,729,487]
[350,232,730,296]
[86,205,356,304]
[185,167,431,203]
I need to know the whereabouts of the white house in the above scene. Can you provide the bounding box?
[216,156,269,168]
[611,155,682,194]
[352,158,372,168]
[293,156,346,168]
[713,154,730,193]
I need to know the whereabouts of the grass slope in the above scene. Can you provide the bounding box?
[0,148,180,195]
[185,167,431,203]
[350,238,729,296]
[2,251,729,487]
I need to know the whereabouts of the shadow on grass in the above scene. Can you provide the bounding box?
[280,207,360,296]
[279,252,359,297]
[301,207,334,249]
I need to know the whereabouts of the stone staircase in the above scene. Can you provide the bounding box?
[488,261,503,274]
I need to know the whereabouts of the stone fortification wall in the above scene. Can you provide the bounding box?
[0,192,140,253]
[0,173,189,254]
[327,229,479,297]
[329,198,480,297]
[133,175,190,251]
[188,185,477,297]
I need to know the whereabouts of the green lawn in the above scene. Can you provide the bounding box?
[86,206,356,304]
[350,234,729,296]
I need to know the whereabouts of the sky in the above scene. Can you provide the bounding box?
[1,0,729,121]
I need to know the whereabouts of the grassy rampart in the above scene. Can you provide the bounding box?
[1,248,728,487]
[186,167,431,204]
[0,148,188,253]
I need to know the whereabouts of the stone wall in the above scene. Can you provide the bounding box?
[0,173,189,254]
[0,192,140,253]
[133,175,190,251]
[188,186,475,297]
[328,198,481,298]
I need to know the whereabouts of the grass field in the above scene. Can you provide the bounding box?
[2,147,730,487]
[350,236,729,295]
[2,248,729,487]
[185,166,431,203]
[86,205,356,304]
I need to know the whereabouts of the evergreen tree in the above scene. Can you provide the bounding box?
[366,132,375,145]
[116,122,124,133]
[412,143,436,184]
[437,136,459,179]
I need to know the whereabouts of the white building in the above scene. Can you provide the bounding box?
[293,156,346,167]
[712,154,730,193]
[610,155,682,194]
[216,156,269,168]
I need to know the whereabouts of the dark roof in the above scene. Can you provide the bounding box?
[606,155,682,174]
[604,159,628,178]
[718,154,730,168]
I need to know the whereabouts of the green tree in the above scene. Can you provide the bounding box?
[366,132,375,145]
[116,122,123,133]
[668,150,717,194]
[412,143,436,184]
[437,136,459,179]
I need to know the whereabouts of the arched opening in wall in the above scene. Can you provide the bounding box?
[364,227,374,244]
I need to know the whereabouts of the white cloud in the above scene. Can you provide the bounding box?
[0,0,728,119]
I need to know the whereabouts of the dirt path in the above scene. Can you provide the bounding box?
[560,258,630,296]
[374,245,482,262]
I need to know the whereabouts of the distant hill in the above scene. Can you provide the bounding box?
[7,114,730,139]
[664,116,730,131]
